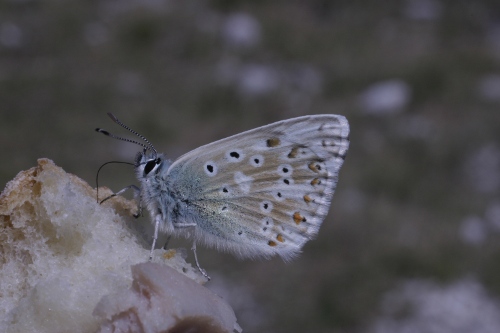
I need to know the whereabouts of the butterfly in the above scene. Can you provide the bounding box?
[96,113,349,278]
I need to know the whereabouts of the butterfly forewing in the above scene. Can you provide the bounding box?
[167,115,349,259]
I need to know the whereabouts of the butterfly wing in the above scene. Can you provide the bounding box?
[165,114,349,260]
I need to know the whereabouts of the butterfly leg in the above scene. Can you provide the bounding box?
[172,221,197,228]
[149,214,162,261]
[162,235,172,250]
[98,184,143,218]
[192,242,210,280]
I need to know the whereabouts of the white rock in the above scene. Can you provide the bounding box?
[486,24,500,59]
[459,215,486,245]
[94,263,241,333]
[463,143,500,194]
[222,13,261,48]
[403,0,443,21]
[0,159,239,332]
[368,278,500,333]
[485,201,500,231]
[358,79,411,115]
[477,74,500,102]
[238,64,279,97]
[0,22,22,48]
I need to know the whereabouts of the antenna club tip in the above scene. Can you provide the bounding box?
[96,128,110,135]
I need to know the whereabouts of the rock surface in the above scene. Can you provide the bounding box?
[0,159,240,333]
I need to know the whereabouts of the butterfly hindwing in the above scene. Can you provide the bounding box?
[165,115,350,259]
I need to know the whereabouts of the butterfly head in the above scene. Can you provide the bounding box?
[97,113,170,180]
[135,151,167,179]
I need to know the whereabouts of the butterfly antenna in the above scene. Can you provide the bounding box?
[106,113,158,157]
[95,128,150,152]
[95,113,158,158]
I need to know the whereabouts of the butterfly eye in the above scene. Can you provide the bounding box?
[144,159,160,175]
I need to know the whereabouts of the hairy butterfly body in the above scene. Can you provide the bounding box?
[97,114,349,277]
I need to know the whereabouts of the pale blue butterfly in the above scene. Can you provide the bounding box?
[97,113,349,278]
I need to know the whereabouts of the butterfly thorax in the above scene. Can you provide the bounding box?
[135,152,179,233]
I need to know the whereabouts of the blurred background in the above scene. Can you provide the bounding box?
[2,0,500,332]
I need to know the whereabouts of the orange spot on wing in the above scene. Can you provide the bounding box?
[276,234,284,242]
[288,147,299,158]
[268,240,277,247]
[308,162,321,173]
[293,211,307,224]
[266,137,280,147]
[311,178,320,186]
[304,195,312,203]
[293,212,303,224]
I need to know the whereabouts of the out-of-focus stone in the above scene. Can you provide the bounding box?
[222,13,261,48]
[94,263,241,333]
[358,79,411,115]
